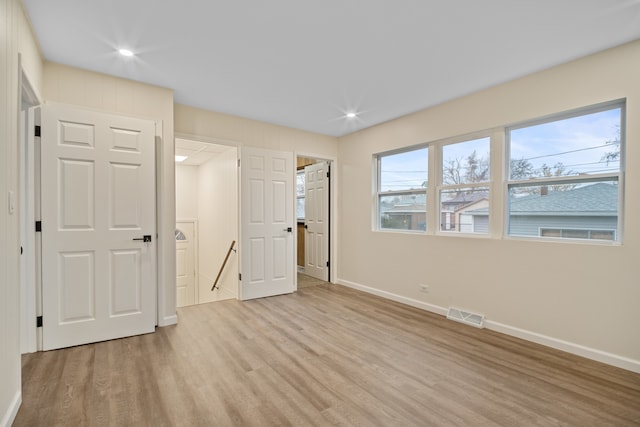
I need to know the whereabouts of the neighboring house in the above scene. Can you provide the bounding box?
[441,191,489,232]
[464,183,618,240]
[383,183,618,239]
[381,194,426,230]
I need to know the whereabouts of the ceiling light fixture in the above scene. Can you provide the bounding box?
[118,48,134,57]
[175,155,188,162]
[346,112,357,119]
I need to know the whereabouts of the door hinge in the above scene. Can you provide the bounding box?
[327,171,330,178]
[36,316,43,327]
[237,159,240,167]
[239,273,242,281]
[326,261,330,267]
[35,221,42,232]
[20,246,23,255]
[34,125,41,137]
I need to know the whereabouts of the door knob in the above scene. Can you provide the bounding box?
[133,235,152,242]
[283,227,292,232]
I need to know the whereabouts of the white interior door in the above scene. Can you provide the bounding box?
[176,220,196,307]
[304,162,329,281]
[240,147,294,300]
[40,104,156,350]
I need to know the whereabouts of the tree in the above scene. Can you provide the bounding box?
[509,158,534,180]
[443,157,463,185]
[464,150,489,183]
[443,150,489,185]
[601,124,621,166]
[540,162,576,192]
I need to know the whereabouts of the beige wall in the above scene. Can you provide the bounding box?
[1,0,43,424]
[176,164,199,220]
[175,104,338,157]
[43,62,177,326]
[197,148,239,303]
[337,40,640,371]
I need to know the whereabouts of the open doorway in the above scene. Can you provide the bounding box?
[175,138,238,307]
[296,156,331,288]
[19,66,41,354]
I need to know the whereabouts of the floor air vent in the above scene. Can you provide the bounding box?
[446,307,485,328]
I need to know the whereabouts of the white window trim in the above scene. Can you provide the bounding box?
[504,100,625,244]
[374,146,428,233]
[435,133,493,237]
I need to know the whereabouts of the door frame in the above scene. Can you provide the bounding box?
[174,132,241,301]
[19,60,42,353]
[295,152,337,286]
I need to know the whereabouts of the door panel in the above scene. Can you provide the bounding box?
[240,147,294,300]
[304,162,329,281]
[176,221,196,307]
[41,104,156,350]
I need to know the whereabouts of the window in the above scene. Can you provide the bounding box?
[296,170,305,220]
[439,137,490,234]
[540,228,615,241]
[376,147,428,231]
[507,102,623,242]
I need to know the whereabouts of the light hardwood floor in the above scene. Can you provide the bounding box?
[15,283,640,426]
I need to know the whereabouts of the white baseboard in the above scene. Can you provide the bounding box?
[337,279,448,316]
[1,390,21,427]
[485,320,640,374]
[336,278,640,374]
[158,314,178,327]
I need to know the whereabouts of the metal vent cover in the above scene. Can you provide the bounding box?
[446,307,485,328]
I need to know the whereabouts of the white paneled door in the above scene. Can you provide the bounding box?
[304,162,329,281]
[176,220,196,307]
[40,104,156,350]
[240,147,294,300]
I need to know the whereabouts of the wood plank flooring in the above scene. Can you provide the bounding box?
[14,283,640,426]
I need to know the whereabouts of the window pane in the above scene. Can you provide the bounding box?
[439,187,489,233]
[590,230,615,240]
[442,137,490,185]
[509,108,621,180]
[508,181,618,241]
[296,171,305,197]
[296,198,305,220]
[379,193,426,231]
[380,148,428,192]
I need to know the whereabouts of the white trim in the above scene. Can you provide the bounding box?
[485,320,640,374]
[158,314,178,327]
[0,390,21,427]
[336,278,640,374]
[336,279,447,316]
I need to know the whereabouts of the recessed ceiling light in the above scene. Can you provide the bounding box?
[346,112,357,119]
[175,155,188,162]
[118,48,134,57]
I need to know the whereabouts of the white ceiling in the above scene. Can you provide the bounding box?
[175,139,231,166]
[23,1,640,137]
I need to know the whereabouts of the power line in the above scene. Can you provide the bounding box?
[518,142,616,161]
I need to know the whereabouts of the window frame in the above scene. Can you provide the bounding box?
[436,134,492,236]
[504,100,625,244]
[372,99,625,245]
[374,145,429,233]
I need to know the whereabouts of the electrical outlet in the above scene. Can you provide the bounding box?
[419,284,429,293]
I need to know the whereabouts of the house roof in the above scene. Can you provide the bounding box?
[509,183,617,216]
[442,191,488,206]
